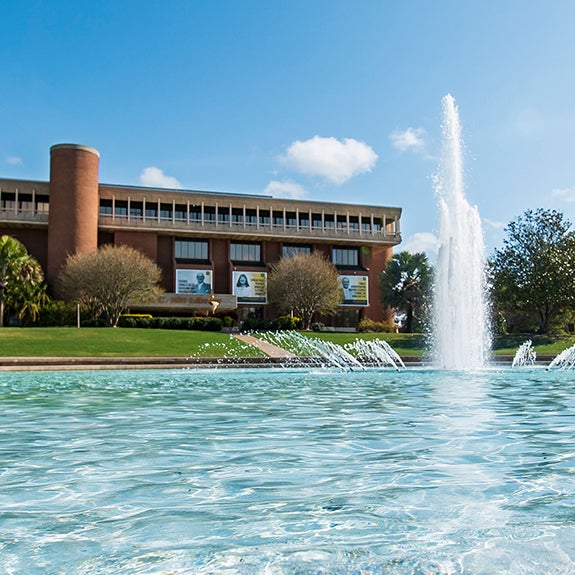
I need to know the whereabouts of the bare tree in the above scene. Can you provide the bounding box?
[268,252,342,329]
[58,244,163,327]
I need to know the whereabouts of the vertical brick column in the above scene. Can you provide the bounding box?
[47,144,100,284]
[366,245,394,323]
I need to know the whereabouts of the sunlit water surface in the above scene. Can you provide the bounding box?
[1,367,575,574]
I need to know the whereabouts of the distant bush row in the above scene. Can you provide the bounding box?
[118,314,223,331]
[30,301,395,333]
[241,315,303,331]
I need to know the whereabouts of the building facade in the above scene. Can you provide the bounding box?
[0,144,402,326]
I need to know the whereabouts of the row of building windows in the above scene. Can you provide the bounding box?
[0,191,399,237]
[175,239,360,267]
[0,193,50,214]
[100,199,387,233]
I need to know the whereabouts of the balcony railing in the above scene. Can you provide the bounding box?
[98,213,401,243]
[0,208,49,224]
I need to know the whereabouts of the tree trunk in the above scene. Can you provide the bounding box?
[405,304,414,333]
[0,286,4,328]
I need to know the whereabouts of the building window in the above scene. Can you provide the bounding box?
[285,212,297,228]
[190,207,201,222]
[160,203,172,220]
[100,199,113,216]
[115,203,128,218]
[218,208,230,224]
[130,203,143,219]
[336,215,347,231]
[204,208,216,222]
[174,204,187,221]
[230,242,261,262]
[333,247,359,267]
[282,244,311,258]
[35,195,50,214]
[18,194,34,212]
[175,239,208,261]
[232,209,244,224]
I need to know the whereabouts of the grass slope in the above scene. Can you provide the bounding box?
[0,328,573,359]
[0,328,263,358]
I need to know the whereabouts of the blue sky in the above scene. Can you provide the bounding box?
[3,1,575,258]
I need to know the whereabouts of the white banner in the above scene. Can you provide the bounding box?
[176,269,213,294]
[232,271,267,304]
[338,275,368,306]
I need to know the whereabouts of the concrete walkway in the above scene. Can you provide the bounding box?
[232,333,296,358]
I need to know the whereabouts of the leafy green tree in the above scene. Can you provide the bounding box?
[0,235,47,327]
[58,244,163,327]
[379,251,432,333]
[268,252,342,329]
[488,208,575,334]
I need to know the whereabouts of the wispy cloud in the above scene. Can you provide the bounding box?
[400,232,438,261]
[507,107,544,140]
[6,156,23,165]
[139,166,182,189]
[263,180,307,199]
[552,187,575,203]
[389,127,427,153]
[482,217,506,230]
[279,135,378,185]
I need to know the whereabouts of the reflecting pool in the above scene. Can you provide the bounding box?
[1,367,575,574]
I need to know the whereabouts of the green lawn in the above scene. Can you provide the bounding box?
[0,327,573,359]
[0,328,263,358]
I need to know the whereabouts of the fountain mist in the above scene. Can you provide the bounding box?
[432,95,491,369]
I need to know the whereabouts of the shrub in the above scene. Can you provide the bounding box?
[33,300,88,327]
[274,315,303,330]
[312,322,325,332]
[241,317,273,331]
[357,318,396,333]
[117,315,222,331]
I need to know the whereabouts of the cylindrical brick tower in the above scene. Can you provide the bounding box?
[47,144,100,285]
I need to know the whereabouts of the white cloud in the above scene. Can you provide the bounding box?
[389,127,427,153]
[552,187,575,203]
[400,232,438,260]
[263,180,307,199]
[6,156,23,165]
[139,166,182,189]
[279,135,378,185]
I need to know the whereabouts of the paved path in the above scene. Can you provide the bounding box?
[233,333,296,358]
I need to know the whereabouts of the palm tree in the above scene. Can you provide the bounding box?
[379,251,432,333]
[0,235,46,327]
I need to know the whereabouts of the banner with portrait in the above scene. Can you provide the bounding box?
[176,269,213,294]
[232,271,267,304]
[338,275,368,306]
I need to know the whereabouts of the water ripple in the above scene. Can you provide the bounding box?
[1,367,575,573]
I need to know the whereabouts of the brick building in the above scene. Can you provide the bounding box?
[0,144,402,326]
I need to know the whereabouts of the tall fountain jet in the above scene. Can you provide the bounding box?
[432,94,491,369]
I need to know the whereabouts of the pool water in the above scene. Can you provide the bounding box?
[1,367,575,574]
